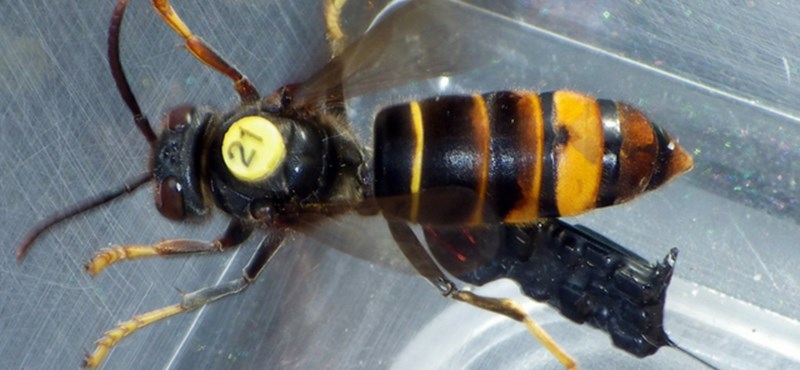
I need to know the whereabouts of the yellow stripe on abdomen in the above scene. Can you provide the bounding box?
[471,95,491,224]
[553,91,604,216]
[409,101,424,222]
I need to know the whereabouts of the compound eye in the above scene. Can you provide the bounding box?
[166,105,194,131]
[155,177,186,221]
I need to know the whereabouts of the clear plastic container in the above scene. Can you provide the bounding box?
[2,1,798,369]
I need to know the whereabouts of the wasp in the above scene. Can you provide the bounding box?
[16,0,704,368]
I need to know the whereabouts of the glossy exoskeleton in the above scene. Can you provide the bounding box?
[16,0,705,368]
[424,220,678,358]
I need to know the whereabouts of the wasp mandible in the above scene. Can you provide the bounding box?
[16,0,701,368]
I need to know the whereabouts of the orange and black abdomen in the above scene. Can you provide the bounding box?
[373,90,693,225]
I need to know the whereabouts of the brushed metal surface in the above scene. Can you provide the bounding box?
[3,1,799,369]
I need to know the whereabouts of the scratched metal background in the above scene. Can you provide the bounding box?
[2,1,800,369]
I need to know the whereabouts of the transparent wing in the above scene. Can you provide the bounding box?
[291,0,524,107]
[293,0,529,272]
[298,213,418,274]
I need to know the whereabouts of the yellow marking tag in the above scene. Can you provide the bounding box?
[221,116,286,182]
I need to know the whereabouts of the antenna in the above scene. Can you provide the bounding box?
[17,0,162,261]
[16,173,152,261]
[109,0,157,144]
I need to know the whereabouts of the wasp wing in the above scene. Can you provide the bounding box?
[297,182,513,275]
[299,203,675,359]
[297,212,419,275]
[291,0,523,108]
[296,187,501,276]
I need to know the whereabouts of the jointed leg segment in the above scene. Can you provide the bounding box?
[86,220,254,276]
[324,0,349,58]
[452,291,577,369]
[151,0,260,102]
[387,222,577,370]
[83,229,286,369]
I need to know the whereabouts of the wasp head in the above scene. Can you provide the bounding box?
[151,105,214,221]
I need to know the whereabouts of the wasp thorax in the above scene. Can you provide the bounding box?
[221,116,287,183]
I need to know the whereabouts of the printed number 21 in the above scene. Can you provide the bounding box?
[227,128,263,167]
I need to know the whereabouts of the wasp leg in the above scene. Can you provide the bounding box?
[323,0,349,58]
[85,220,253,277]
[387,222,577,370]
[149,0,259,101]
[83,229,286,369]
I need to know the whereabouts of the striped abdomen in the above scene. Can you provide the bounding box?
[373,90,693,225]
